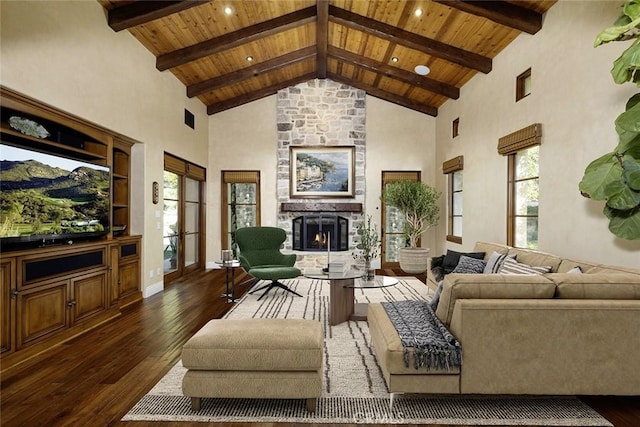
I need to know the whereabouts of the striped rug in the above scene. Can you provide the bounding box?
[122,277,612,426]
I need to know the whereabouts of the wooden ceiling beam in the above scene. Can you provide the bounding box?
[328,46,459,100]
[433,1,543,35]
[327,72,438,117]
[157,6,316,71]
[207,72,317,115]
[188,46,316,98]
[107,1,207,32]
[316,0,329,79]
[329,5,492,74]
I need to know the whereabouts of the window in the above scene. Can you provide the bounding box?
[222,171,260,254]
[516,68,532,101]
[498,124,542,249]
[443,156,464,244]
[508,146,539,249]
[452,118,460,138]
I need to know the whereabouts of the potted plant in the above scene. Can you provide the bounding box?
[352,214,380,280]
[381,180,441,273]
[578,0,640,240]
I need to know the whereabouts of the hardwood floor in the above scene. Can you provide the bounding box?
[1,268,638,427]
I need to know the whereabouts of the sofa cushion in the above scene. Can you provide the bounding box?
[547,273,640,299]
[585,264,640,275]
[473,242,510,257]
[557,258,600,273]
[498,257,552,275]
[451,255,486,274]
[507,247,562,272]
[435,274,556,326]
[442,250,485,274]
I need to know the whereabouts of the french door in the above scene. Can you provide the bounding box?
[380,171,421,268]
[163,153,206,283]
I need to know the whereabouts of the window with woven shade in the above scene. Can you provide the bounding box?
[222,171,261,253]
[498,124,541,249]
[443,156,464,244]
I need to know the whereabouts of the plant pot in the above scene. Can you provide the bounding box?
[398,247,430,274]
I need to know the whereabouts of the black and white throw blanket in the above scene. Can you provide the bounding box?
[382,300,462,371]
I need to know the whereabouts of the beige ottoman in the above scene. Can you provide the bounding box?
[181,318,323,412]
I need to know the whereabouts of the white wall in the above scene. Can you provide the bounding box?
[1,1,209,296]
[366,97,437,256]
[207,95,278,266]
[435,0,640,268]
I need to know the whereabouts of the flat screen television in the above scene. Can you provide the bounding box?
[0,142,110,250]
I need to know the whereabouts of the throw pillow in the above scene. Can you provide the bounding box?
[499,257,552,275]
[567,266,583,274]
[431,255,445,269]
[429,280,444,311]
[483,251,517,274]
[430,255,445,281]
[451,255,487,274]
[442,250,485,274]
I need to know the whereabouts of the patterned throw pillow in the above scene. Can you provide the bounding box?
[483,251,516,274]
[499,257,552,275]
[442,250,486,274]
[451,255,487,274]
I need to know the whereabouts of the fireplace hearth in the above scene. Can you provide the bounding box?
[292,215,348,251]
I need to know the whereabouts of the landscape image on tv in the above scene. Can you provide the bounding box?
[0,143,110,242]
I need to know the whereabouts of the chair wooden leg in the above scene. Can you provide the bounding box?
[306,398,317,413]
[191,397,201,411]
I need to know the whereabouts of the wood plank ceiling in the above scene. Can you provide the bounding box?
[98,0,556,117]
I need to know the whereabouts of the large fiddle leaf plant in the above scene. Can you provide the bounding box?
[579,0,640,240]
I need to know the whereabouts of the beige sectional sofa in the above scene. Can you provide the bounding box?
[369,241,640,400]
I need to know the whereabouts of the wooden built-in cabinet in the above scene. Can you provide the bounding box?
[0,87,143,372]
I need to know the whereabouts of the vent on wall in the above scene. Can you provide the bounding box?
[184,109,195,129]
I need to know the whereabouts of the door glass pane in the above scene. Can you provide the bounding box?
[231,183,256,203]
[385,205,404,234]
[163,200,178,274]
[185,177,199,202]
[164,171,179,200]
[385,234,405,263]
[184,233,198,267]
[185,201,199,233]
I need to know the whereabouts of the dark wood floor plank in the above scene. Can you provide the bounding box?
[1,267,638,427]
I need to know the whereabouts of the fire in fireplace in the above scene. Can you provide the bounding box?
[292,215,348,251]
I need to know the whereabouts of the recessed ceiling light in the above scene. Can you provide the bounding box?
[414,8,423,17]
[391,57,399,63]
[224,6,233,15]
[246,56,254,62]
[414,65,430,76]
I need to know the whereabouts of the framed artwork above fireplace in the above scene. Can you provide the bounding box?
[290,146,355,198]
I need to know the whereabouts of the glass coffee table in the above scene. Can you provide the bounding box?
[304,270,399,325]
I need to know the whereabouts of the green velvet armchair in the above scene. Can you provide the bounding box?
[235,226,302,300]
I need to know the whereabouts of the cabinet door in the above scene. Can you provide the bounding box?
[119,261,140,299]
[17,281,69,349]
[1,259,15,355]
[71,271,108,324]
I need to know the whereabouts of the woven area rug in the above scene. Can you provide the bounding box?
[123,277,612,426]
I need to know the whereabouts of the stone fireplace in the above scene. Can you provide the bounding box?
[276,79,367,264]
